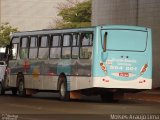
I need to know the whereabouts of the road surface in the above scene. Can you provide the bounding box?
[0,92,160,120]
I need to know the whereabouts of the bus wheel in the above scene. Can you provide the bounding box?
[101,92,114,102]
[18,80,26,96]
[58,77,70,101]
[0,83,5,95]
[12,89,17,95]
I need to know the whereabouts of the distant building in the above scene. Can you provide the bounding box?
[1,0,65,31]
[92,0,160,88]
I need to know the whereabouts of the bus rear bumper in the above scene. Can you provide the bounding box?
[93,76,152,89]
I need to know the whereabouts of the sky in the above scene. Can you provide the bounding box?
[1,0,84,31]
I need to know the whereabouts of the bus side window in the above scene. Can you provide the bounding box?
[72,33,79,59]
[50,35,61,59]
[62,34,72,59]
[80,33,93,59]
[12,44,18,60]
[29,36,38,59]
[38,36,49,59]
[11,37,20,60]
[20,37,28,59]
[12,37,20,43]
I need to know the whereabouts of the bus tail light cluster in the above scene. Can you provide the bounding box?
[139,80,146,83]
[102,78,109,83]
[140,64,148,75]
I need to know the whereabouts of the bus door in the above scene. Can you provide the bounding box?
[101,29,150,88]
[7,43,19,87]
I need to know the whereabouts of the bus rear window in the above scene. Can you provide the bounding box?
[105,30,147,51]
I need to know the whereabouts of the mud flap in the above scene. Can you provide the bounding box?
[26,89,37,96]
[70,90,82,99]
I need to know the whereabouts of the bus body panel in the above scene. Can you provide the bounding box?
[8,58,93,91]
[92,26,152,89]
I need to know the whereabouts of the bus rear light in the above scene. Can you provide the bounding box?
[140,64,148,75]
[102,78,109,83]
[139,80,146,83]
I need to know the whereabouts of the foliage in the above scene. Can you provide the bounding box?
[0,23,18,47]
[55,19,91,29]
[55,0,91,29]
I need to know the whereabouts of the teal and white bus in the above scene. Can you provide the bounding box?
[2,25,152,101]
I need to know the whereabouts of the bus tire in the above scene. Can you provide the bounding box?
[0,83,5,95]
[58,76,70,101]
[18,80,26,97]
[101,92,114,102]
[12,89,17,95]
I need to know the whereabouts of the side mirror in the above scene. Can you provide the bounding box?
[103,32,107,52]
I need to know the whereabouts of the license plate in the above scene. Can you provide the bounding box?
[119,72,129,77]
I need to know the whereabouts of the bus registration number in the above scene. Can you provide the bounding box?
[119,72,129,77]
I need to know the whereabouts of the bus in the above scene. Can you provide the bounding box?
[2,25,152,102]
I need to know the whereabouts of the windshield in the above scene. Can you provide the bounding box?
[104,30,148,51]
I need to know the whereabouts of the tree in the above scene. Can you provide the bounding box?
[54,0,91,29]
[0,23,18,47]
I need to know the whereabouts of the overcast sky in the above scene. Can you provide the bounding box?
[1,0,83,31]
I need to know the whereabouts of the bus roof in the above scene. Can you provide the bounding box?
[99,25,149,31]
[12,27,94,37]
[11,25,149,37]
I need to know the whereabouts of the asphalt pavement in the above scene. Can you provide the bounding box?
[0,91,160,120]
[125,88,160,103]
